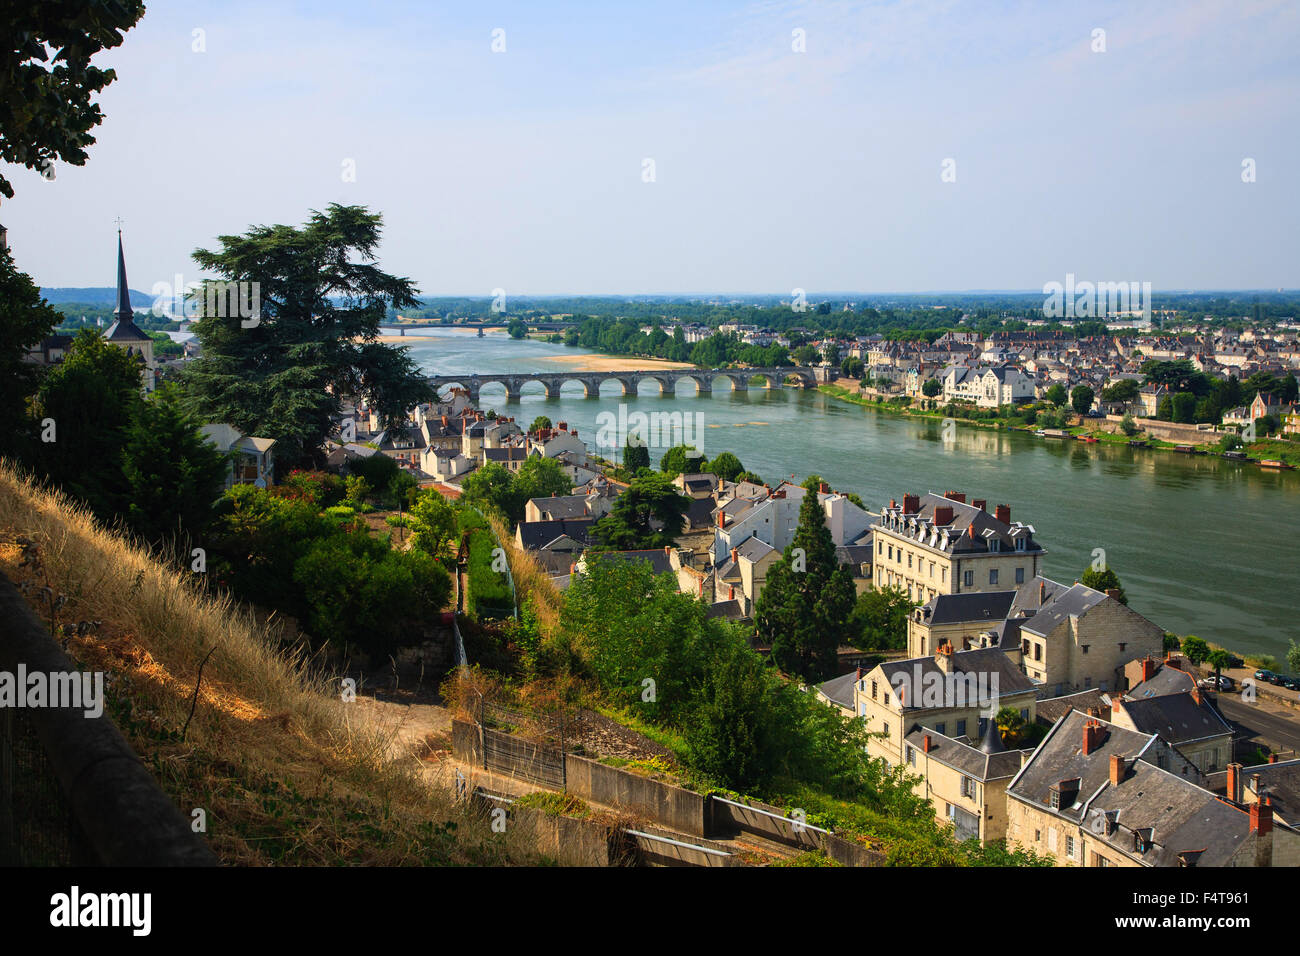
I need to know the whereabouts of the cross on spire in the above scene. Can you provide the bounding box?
[114,216,124,232]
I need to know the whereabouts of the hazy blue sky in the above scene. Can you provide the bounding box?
[5,0,1298,295]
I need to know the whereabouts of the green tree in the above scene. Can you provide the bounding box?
[793,344,820,366]
[1102,379,1140,403]
[1181,635,1209,665]
[1070,384,1095,417]
[120,383,230,546]
[623,438,650,473]
[33,328,142,517]
[512,455,572,518]
[706,451,745,482]
[182,204,432,468]
[1119,413,1138,437]
[1171,391,1197,423]
[407,487,457,559]
[459,462,517,522]
[1045,383,1067,407]
[995,707,1025,747]
[506,317,527,339]
[921,378,942,398]
[590,473,689,550]
[849,586,915,652]
[1163,632,1182,653]
[0,245,60,459]
[529,415,552,432]
[1287,640,1300,676]
[659,443,703,477]
[0,1,145,199]
[754,485,857,680]
[1081,565,1128,605]
[1206,649,1232,688]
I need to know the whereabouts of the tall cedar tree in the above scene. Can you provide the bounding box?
[33,328,142,518]
[182,204,432,468]
[121,383,230,546]
[0,245,61,458]
[623,437,650,472]
[590,473,689,550]
[754,484,857,680]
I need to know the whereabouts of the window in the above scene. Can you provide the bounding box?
[1050,790,1061,810]
[906,746,915,766]
[1034,643,1042,661]
[1034,829,1041,843]
[871,680,877,700]
[1081,645,1089,654]
[935,722,945,735]
[1015,567,1025,584]
[1095,854,1110,868]
[1019,708,1029,721]
[878,541,883,555]
[960,775,975,799]
[1016,538,1027,552]
[883,722,890,737]
[956,719,967,737]
[1118,642,1126,652]
[989,569,999,585]
[964,570,974,587]
[929,561,935,578]
[888,545,893,560]
[941,567,947,582]
[1066,836,1075,859]
[908,554,913,569]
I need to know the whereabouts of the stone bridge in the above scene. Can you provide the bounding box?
[428,367,818,403]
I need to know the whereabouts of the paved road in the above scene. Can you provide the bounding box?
[1214,692,1300,756]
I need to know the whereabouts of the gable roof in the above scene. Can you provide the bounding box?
[903,725,1026,782]
[920,590,1017,626]
[1114,692,1233,746]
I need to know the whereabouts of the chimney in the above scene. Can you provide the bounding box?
[1082,720,1106,756]
[717,512,726,529]
[1105,588,1122,601]
[973,499,987,512]
[1039,580,1046,603]
[441,415,449,426]
[1190,685,1201,706]
[934,505,954,526]
[903,493,920,514]
[819,481,830,494]
[664,546,671,555]
[730,547,738,565]
[1250,799,1274,835]
[923,733,932,753]
[1269,754,1278,764]
[729,584,735,600]
[944,491,967,504]
[1109,753,1125,786]
[1141,657,1158,682]
[1227,762,1243,803]
[935,640,954,673]
[558,421,567,431]
[889,499,897,510]
[995,504,1011,525]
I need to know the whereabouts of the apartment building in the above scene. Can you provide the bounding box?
[872,492,1045,603]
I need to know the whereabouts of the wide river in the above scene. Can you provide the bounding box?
[393,328,1299,660]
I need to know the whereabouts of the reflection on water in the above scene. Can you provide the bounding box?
[396,329,1300,658]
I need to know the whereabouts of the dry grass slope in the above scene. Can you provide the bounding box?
[0,461,541,866]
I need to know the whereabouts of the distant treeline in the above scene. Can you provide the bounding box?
[390,291,1300,338]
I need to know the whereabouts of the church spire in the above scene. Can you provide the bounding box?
[115,228,133,322]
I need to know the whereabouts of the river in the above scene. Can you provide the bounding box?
[391,327,1300,660]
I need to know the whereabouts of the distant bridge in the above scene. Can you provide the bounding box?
[428,366,818,402]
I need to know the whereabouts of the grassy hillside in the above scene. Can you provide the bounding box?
[0,461,538,866]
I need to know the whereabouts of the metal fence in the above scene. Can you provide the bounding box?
[0,708,90,865]
[475,698,569,790]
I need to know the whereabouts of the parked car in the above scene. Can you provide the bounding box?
[1281,676,1300,691]
[1198,676,1236,692]
[1268,672,1289,686]
[1255,669,1277,683]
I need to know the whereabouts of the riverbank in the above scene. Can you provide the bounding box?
[534,353,695,372]
[817,383,1300,470]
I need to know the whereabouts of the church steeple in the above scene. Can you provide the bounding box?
[115,229,133,323]
[104,228,148,343]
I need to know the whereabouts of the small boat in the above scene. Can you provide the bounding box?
[1173,444,1195,454]
[1080,435,1099,443]
[1222,450,1248,461]
[1259,459,1293,470]
[1128,440,1147,447]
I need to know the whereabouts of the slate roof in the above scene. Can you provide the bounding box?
[1036,688,1110,727]
[1241,759,1300,824]
[585,549,673,575]
[877,647,1038,711]
[1128,665,1198,699]
[816,670,859,710]
[516,517,594,550]
[483,446,530,463]
[920,590,1017,626]
[877,493,1043,556]
[705,599,746,620]
[1114,693,1233,746]
[1080,759,1253,867]
[1018,583,1107,638]
[902,725,1025,781]
[528,494,589,520]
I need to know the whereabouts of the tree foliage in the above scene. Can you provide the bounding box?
[590,473,688,550]
[182,204,432,468]
[0,1,145,199]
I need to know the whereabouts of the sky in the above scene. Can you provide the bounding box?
[4,0,1298,296]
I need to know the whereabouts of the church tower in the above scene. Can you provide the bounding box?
[103,230,156,392]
